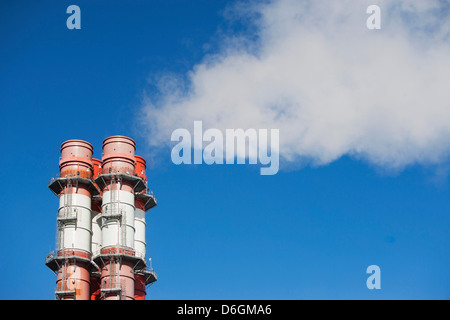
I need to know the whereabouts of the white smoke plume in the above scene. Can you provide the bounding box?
[140,0,450,171]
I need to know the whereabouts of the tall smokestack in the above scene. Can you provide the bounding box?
[134,155,157,300]
[46,136,157,300]
[97,136,137,300]
[46,139,99,300]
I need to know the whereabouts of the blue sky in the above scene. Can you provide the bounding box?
[1,0,449,300]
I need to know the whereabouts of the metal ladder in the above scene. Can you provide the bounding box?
[55,259,76,300]
[101,258,124,300]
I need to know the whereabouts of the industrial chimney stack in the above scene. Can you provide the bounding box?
[46,136,157,300]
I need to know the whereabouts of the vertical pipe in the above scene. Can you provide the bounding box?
[91,158,103,256]
[134,155,147,300]
[90,158,102,300]
[134,155,147,260]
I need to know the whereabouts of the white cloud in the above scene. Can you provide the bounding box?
[140,0,450,170]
